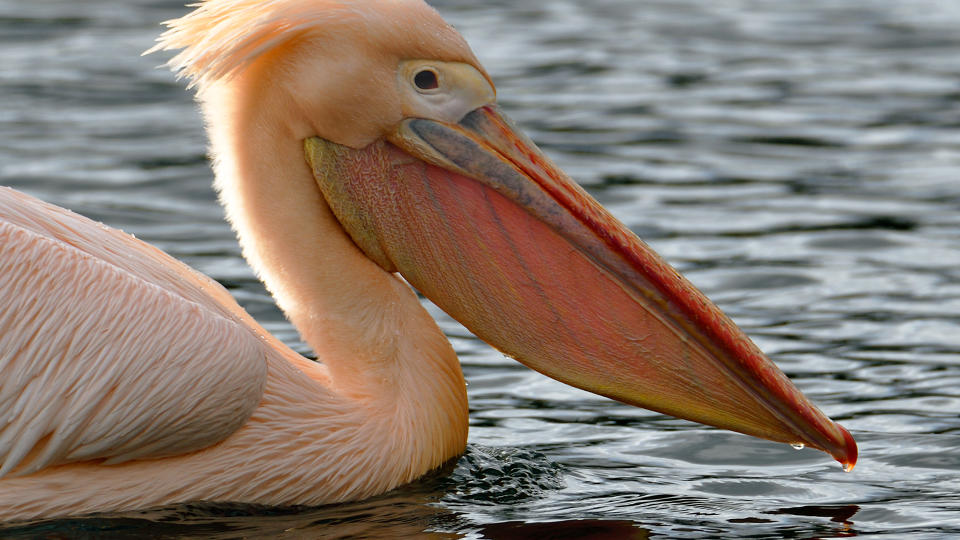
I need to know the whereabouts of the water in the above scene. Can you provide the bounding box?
[2,0,959,537]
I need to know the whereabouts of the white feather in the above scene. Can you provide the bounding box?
[0,189,268,477]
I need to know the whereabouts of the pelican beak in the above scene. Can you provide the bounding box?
[304,104,857,471]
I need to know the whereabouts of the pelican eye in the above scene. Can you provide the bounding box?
[397,60,494,123]
[413,68,439,91]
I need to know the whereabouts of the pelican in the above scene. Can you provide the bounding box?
[0,0,856,521]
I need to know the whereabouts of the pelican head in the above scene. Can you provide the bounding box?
[153,0,856,470]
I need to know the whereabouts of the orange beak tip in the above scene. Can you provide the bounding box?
[837,424,858,472]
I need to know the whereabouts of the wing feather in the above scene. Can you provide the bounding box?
[0,188,268,477]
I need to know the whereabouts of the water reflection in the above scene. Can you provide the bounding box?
[774,505,860,538]
[476,519,651,540]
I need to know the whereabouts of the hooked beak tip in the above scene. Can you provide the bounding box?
[835,423,858,472]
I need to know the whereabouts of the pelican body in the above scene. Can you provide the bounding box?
[0,0,856,521]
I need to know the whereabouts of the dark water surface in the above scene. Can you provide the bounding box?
[2,0,960,537]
